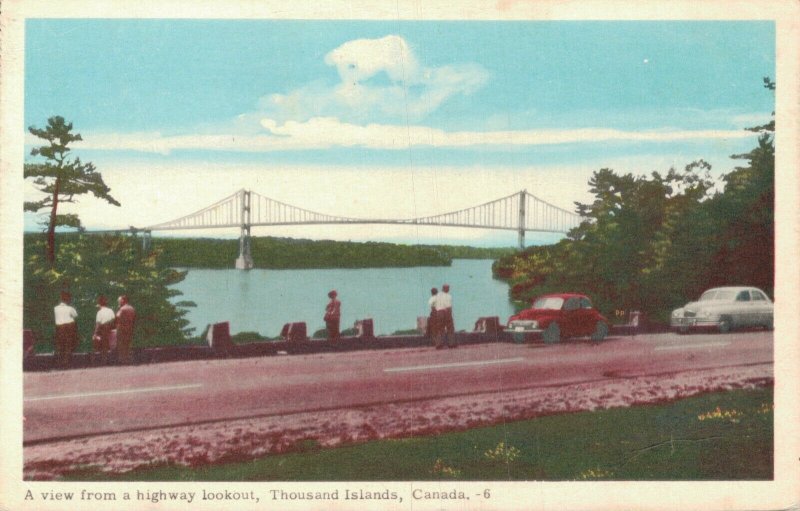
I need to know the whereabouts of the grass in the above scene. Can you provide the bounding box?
[65,387,772,481]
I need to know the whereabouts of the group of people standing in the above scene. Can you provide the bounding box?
[53,291,137,367]
[54,285,455,365]
[428,284,457,349]
[321,285,457,349]
[321,285,457,347]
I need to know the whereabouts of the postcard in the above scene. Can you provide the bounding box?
[1,1,798,510]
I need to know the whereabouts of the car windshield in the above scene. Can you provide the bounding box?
[699,290,735,301]
[532,297,564,310]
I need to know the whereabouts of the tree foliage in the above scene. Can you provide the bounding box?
[25,116,120,264]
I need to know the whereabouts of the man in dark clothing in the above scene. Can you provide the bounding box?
[440,284,456,348]
[116,295,136,364]
[324,290,341,340]
[428,287,441,348]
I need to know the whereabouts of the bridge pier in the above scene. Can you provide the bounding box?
[236,229,253,270]
[235,190,254,270]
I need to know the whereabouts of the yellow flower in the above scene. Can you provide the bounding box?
[484,442,521,462]
[431,458,461,477]
[697,406,743,422]
[757,403,774,414]
[578,467,613,480]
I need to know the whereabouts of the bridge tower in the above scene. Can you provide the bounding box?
[235,189,254,270]
[518,189,526,250]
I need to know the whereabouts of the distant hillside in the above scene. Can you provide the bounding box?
[423,244,516,260]
[153,236,451,269]
[24,233,515,269]
[152,237,516,269]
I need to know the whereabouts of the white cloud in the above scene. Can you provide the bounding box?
[55,118,755,155]
[258,117,755,149]
[258,35,489,123]
[325,35,418,84]
[730,112,773,128]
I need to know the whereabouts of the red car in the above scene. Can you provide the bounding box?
[507,293,609,343]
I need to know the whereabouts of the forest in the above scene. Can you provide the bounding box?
[152,236,512,269]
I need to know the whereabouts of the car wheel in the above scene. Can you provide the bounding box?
[765,318,774,331]
[678,326,689,335]
[543,322,561,344]
[591,321,608,342]
[718,316,732,334]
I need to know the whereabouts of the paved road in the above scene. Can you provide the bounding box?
[23,331,773,444]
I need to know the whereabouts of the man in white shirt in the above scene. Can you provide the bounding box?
[92,295,115,363]
[436,284,457,348]
[53,291,78,367]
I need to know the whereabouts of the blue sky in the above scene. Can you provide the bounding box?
[24,20,775,245]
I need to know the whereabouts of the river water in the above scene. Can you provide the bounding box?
[172,259,514,337]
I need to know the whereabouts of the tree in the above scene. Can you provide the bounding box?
[24,116,120,265]
[710,131,774,294]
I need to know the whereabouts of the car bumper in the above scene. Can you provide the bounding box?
[670,317,720,330]
[509,325,543,333]
[507,320,542,332]
[508,323,543,343]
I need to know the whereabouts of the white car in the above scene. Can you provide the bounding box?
[670,286,773,334]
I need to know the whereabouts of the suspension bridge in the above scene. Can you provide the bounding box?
[127,189,582,269]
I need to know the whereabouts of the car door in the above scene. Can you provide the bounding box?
[734,290,753,327]
[562,297,581,336]
[579,297,598,335]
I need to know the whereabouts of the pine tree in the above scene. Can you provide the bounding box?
[24,116,120,264]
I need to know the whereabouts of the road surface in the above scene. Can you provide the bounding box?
[24,331,773,444]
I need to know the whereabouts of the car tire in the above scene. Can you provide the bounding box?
[543,322,561,344]
[718,316,732,334]
[591,321,608,342]
[678,326,689,335]
[765,318,774,331]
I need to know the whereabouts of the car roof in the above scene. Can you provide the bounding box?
[704,286,764,293]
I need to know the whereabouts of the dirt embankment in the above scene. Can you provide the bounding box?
[24,364,772,480]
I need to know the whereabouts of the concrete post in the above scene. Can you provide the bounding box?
[518,189,526,250]
[235,190,254,270]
